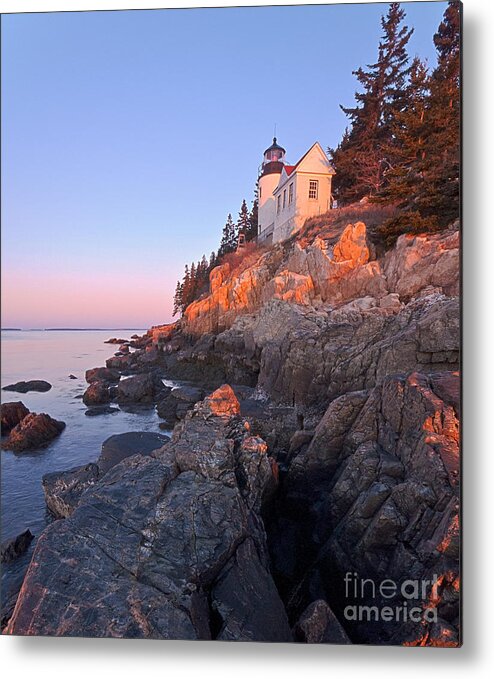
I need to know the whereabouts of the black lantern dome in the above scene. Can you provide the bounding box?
[260,137,286,177]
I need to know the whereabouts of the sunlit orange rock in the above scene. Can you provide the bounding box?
[201,384,240,418]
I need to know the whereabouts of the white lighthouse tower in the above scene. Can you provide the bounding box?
[258,137,285,243]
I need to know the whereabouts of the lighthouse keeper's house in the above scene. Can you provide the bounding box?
[257,138,336,245]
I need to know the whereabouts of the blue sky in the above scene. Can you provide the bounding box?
[1,2,448,328]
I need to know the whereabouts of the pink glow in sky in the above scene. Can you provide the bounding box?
[2,270,175,329]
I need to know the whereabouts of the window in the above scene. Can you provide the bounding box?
[288,182,294,205]
[259,186,262,199]
[309,179,319,199]
[277,195,281,214]
[283,189,287,209]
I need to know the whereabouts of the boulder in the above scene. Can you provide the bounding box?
[116,373,162,404]
[0,529,34,564]
[84,406,119,417]
[2,380,52,393]
[82,381,110,406]
[85,367,120,384]
[383,229,459,300]
[1,401,29,433]
[294,600,351,644]
[1,413,65,452]
[332,221,369,265]
[201,384,240,418]
[156,393,179,426]
[106,353,134,370]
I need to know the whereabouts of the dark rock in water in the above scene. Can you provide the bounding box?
[43,463,101,519]
[294,600,351,644]
[1,413,65,452]
[68,374,78,380]
[2,380,52,394]
[155,385,209,425]
[118,344,130,353]
[104,337,129,344]
[84,406,119,417]
[116,373,162,404]
[98,431,167,474]
[156,393,178,425]
[82,381,110,406]
[1,401,30,434]
[0,529,34,564]
[130,334,139,339]
[85,367,120,384]
[9,386,291,640]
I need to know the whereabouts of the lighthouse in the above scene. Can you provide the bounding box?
[258,137,285,243]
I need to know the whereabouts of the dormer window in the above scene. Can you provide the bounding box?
[309,179,319,199]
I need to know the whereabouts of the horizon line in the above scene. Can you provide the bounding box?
[1,327,149,332]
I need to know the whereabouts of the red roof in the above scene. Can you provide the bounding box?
[284,165,295,176]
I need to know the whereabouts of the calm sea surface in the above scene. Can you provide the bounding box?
[1,330,177,600]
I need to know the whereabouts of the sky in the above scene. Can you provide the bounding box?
[1,2,448,329]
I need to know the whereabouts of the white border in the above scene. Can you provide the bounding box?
[1,0,493,675]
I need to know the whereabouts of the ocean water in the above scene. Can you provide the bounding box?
[1,330,177,602]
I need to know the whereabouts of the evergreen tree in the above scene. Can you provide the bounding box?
[237,199,250,243]
[329,3,413,202]
[219,213,236,256]
[172,280,183,317]
[376,1,460,244]
[200,254,208,276]
[247,193,259,242]
[415,0,460,225]
[375,56,430,205]
[188,262,197,304]
[180,265,191,311]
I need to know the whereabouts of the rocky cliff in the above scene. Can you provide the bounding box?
[6,214,460,645]
[182,222,459,337]
[160,216,461,646]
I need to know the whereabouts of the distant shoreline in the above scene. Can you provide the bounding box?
[1,328,148,332]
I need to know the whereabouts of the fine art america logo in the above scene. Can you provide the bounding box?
[343,572,439,623]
